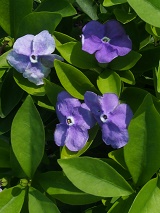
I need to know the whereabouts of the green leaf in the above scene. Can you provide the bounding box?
[109,51,142,71]
[0,109,16,135]
[0,186,25,212]
[17,12,62,38]
[0,69,23,117]
[58,157,134,197]
[76,0,98,20]
[61,125,99,159]
[55,60,98,99]
[0,0,32,37]
[118,70,135,85]
[11,96,45,178]
[29,187,60,213]
[38,171,101,205]
[113,8,136,24]
[124,94,160,186]
[36,0,77,17]
[0,50,11,69]
[129,176,160,213]
[97,69,121,96]
[103,0,127,7]
[56,42,98,69]
[13,70,45,96]
[0,139,10,168]
[127,0,160,28]
[44,79,64,108]
[108,194,136,213]
[54,31,76,44]
[145,23,160,38]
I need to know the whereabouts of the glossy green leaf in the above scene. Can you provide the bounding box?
[145,24,160,38]
[97,69,121,96]
[129,176,160,213]
[113,8,136,24]
[54,31,76,44]
[0,0,32,37]
[109,51,142,71]
[36,0,77,17]
[55,60,98,99]
[61,125,99,159]
[56,42,98,69]
[58,157,134,197]
[0,50,11,69]
[44,79,64,108]
[29,187,60,213]
[76,0,98,20]
[0,109,16,135]
[118,70,135,85]
[13,70,45,96]
[38,171,101,205]
[0,139,10,168]
[11,96,45,178]
[108,194,136,213]
[0,69,23,117]
[124,94,160,186]
[0,186,25,213]
[127,0,160,28]
[103,0,127,7]
[17,12,62,37]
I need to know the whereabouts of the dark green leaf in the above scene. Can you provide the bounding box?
[11,96,45,178]
[103,0,127,7]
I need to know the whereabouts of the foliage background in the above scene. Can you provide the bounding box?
[0,0,160,212]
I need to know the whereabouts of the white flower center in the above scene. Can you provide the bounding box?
[30,55,38,63]
[66,116,74,126]
[100,114,108,123]
[102,36,110,43]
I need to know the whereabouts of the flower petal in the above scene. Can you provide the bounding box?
[56,91,81,122]
[101,93,119,114]
[7,50,29,73]
[23,62,50,85]
[65,125,89,151]
[54,124,68,147]
[13,34,34,56]
[110,35,132,56]
[32,30,55,56]
[82,20,105,39]
[110,104,133,129]
[95,43,118,63]
[82,34,102,54]
[104,20,126,39]
[40,54,63,68]
[102,121,129,148]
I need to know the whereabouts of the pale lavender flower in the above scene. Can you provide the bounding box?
[81,20,132,63]
[54,91,96,151]
[7,30,63,85]
[84,91,133,148]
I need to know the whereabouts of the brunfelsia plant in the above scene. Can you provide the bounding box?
[1,0,160,212]
[84,91,133,148]
[81,20,132,63]
[7,30,63,85]
[54,91,95,151]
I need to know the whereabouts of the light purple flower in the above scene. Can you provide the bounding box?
[81,20,132,63]
[7,30,63,85]
[84,91,133,148]
[54,91,96,151]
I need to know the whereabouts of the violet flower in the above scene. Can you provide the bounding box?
[54,91,96,151]
[7,30,63,85]
[81,20,132,63]
[84,91,133,148]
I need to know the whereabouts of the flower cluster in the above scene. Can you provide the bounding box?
[7,30,63,85]
[81,20,132,63]
[54,91,133,151]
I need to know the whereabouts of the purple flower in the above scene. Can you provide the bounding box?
[7,30,63,85]
[54,91,96,151]
[84,91,133,148]
[81,20,132,63]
